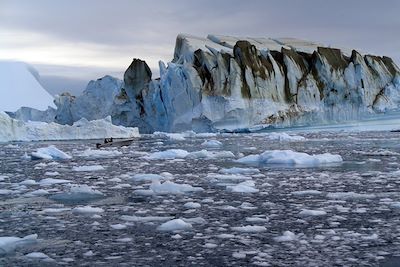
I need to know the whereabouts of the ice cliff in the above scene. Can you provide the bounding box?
[16,34,400,133]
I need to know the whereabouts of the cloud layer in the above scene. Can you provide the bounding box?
[1,0,399,93]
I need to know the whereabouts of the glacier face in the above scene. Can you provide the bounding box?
[110,34,400,132]
[28,34,400,133]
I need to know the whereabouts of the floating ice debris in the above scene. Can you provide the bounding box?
[231,225,267,232]
[292,190,323,196]
[73,165,105,172]
[299,209,327,216]
[120,215,174,223]
[110,224,127,230]
[144,149,189,160]
[0,234,38,255]
[131,173,167,182]
[186,150,235,159]
[50,184,103,203]
[237,149,342,166]
[226,181,259,193]
[31,145,71,160]
[39,178,71,186]
[157,219,192,231]
[25,252,52,260]
[219,167,260,175]
[78,149,122,158]
[273,231,297,242]
[326,192,376,200]
[153,131,186,141]
[263,132,306,141]
[72,206,104,215]
[149,181,204,195]
[201,140,223,148]
[183,202,201,209]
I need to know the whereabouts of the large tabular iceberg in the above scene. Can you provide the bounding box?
[13,34,400,133]
[0,112,139,142]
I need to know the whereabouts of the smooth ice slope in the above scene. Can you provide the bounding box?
[0,112,139,142]
[0,61,54,112]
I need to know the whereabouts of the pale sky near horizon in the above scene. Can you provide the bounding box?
[1,0,399,95]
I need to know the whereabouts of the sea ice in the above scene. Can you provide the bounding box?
[73,165,105,172]
[78,149,122,158]
[237,150,343,166]
[201,140,223,148]
[72,206,104,215]
[0,234,38,255]
[226,181,259,193]
[149,181,204,195]
[273,231,297,242]
[231,225,267,232]
[31,145,71,160]
[157,219,193,231]
[264,132,306,141]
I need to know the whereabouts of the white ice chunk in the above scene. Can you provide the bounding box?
[183,202,201,209]
[73,165,105,172]
[299,209,327,216]
[78,149,122,158]
[226,181,259,193]
[201,140,223,148]
[72,206,104,215]
[264,132,306,141]
[157,219,192,231]
[149,181,203,195]
[273,231,297,242]
[0,234,38,255]
[237,150,342,166]
[219,167,260,175]
[231,225,267,232]
[31,145,71,160]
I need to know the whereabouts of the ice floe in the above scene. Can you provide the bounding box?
[31,145,71,160]
[72,206,104,215]
[157,219,192,231]
[0,234,38,255]
[237,149,343,166]
[73,165,105,172]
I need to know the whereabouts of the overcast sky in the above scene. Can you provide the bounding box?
[1,0,399,95]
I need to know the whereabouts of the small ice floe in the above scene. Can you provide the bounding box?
[231,225,267,233]
[183,202,201,209]
[219,167,260,175]
[273,231,297,242]
[144,149,235,160]
[130,173,168,182]
[78,149,122,158]
[31,145,71,160]
[0,234,38,255]
[39,178,71,186]
[73,165,105,172]
[356,149,400,156]
[237,150,342,166]
[264,132,306,142]
[201,140,223,148]
[72,206,104,215]
[44,171,59,176]
[186,150,235,159]
[157,219,192,231]
[226,181,259,193]
[144,149,189,160]
[135,181,203,195]
[120,215,174,223]
[40,208,71,214]
[25,252,53,261]
[153,131,186,141]
[19,179,37,186]
[299,209,327,216]
[110,224,127,230]
[150,181,203,194]
[326,192,376,200]
[50,184,103,203]
[292,190,323,196]
[25,189,49,197]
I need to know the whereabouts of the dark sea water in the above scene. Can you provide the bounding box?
[1,130,400,266]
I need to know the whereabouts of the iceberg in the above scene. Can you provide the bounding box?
[0,112,139,142]
[9,35,400,133]
[0,61,54,112]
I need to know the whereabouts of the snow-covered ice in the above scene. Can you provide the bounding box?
[237,149,343,166]
[31,145,71,160]
[157,219,193,231]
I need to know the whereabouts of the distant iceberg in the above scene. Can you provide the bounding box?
[0,112,139,142]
